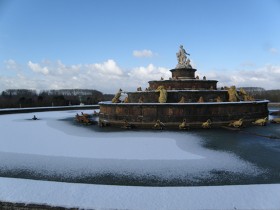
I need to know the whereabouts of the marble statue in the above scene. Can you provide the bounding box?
[176,45,192,69]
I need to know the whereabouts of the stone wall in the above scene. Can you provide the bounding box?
[148,80,218,90]
[127,90,228,103]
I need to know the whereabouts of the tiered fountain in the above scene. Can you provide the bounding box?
[98,45,268,129]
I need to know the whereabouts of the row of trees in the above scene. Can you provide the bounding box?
[0,89,114,109]
[242,87,280,102]
[0,87,279,109]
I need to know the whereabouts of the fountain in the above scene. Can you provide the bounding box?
[98,45,269,129]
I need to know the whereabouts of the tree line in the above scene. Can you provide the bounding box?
[221,87,280,102]
[0,87,279,109]
[241,87,280,102]
[0,89,114,109]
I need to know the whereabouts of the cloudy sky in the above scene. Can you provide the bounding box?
[0,0,279,93]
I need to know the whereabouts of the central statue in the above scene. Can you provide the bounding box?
[176,45,192,69]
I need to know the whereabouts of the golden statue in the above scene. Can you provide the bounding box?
[252,117,268,126]
[216,96,222,102]
[202,119,212,128]
[75,113,91,124]
[239,88,254,101]
[271,118,280,124]
[112,88,122,103]
[138,96,144,103]
[228,119,243,128]
[227,86,239,102]
[178,96,185,103]
[154,120,165,130]
[122,119,134,129]
[124,97,129,103]
[179,119,189,130]
[156,86,167,103]
[197,96,204,103]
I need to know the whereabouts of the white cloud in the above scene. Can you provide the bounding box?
[205,65,280,89]
[28,61,49,75]
[86,59,123,76]
[1,59,280,94]
[128,64,170,80]
[133,49,155,58]
[4,59,18,70]
[55,60,81,75]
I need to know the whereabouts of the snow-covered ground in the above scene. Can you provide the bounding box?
[1,177,280,210]
[0,110,280,209]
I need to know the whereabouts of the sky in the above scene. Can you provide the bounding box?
[0,0,280,93]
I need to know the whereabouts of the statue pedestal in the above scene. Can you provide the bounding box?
[170,68,197,79]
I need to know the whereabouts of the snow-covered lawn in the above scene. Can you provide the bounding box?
[1,177,280,210]
[0,110,280,209]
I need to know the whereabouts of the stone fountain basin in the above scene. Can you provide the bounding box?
[99,100,269,128]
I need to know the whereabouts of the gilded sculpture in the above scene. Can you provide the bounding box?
[227,86,239,102]
[112,88,122,103]
[156,86,167,103]
[239,88,254,101]
[197,96,204,103]
[228,119,243,128]
[271,118,280,124]
[202,119,212,128]
[154,120,165,130]
[216,96,222,102]
[179,119,189,130]
[252,117,268,126]
[178,96,185,103]
[124,97,129,103]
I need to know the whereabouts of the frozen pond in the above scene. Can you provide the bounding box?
[0,109,280,186]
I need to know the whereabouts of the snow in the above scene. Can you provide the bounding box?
[0,109,280,209]
[1,177,280,210]
[99,100,269,105]
[0,110,261,181]
[0,110,202,160]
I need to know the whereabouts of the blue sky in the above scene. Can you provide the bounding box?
[0,0,280,93]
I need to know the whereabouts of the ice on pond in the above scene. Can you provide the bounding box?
[0,110,268,186]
